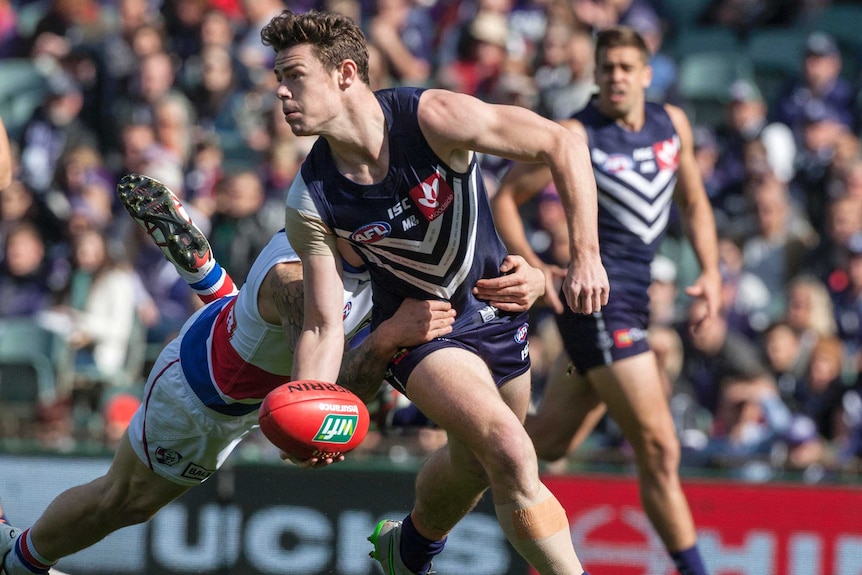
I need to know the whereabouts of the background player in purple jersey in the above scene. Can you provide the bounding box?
[262,9,608,575]
[493,27,721,575]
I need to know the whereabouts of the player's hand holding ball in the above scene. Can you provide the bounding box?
[259,380,370,467]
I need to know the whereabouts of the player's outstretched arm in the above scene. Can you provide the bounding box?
[338,299,456,402]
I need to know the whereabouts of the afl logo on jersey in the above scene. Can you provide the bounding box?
[514,323,529,344]
[601,154,634,173]
[351,221,391,243]
[343,301,352,320]
[409,172,454,221]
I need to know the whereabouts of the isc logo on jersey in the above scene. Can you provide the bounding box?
[351,221,391,243]
[343,301,352,320]
[409,173,454,221]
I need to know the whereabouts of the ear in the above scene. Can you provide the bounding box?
[641,64,653,90]
[338,59,360,88]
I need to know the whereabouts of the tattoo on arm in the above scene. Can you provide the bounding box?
[338,338,392,403]
[270,267,305,354]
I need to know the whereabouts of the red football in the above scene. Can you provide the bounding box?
[258,380,370,459]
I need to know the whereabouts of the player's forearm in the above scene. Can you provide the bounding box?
[684,197,720,277]
[292,329,344,383]
[337,314,408,402]
[338,338,392,404]
[551,141,601,262]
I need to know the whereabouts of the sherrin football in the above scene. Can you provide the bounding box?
[259,380,370,459]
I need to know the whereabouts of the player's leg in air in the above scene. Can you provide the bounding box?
[117,173,237,303]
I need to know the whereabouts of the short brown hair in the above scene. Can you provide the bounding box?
[595,26,650,65]
[261,9,370,84]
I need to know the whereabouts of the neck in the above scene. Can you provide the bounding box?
[324,89,389,184]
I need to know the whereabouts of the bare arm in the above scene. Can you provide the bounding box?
[418,90,607,314]
[491,118,594,313]
[0,117,12,190]
[258,261,305,352]
[666,104,722,325]
[285,208,346,383]
[338,299,456,402]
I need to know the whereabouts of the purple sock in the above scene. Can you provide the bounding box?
[399,514,446,574]
[671,545,708,575]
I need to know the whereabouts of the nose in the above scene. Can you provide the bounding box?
[276,83,291,99]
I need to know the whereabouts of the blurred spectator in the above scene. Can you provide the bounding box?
[161,0,208,62]
[115,120,157,176]
[186,43,263,168]
[42,228,140,387]
[533,23,594,120]
[843,158,862,203]
[711,79,796,225]
[367,42,397,91]
[0,0,19,57]
[435,10,511,101]
[792,103,855,231]
[801,194,862,289]
[773,31,856,144]
[25,0,103,61]
[184,136,224,217]
[762,320,806,406]
[17,72,99,197]
[693,125,723,202]
[829,231,862,352]
[98,0,162,95]
[124,220,199,347]
[367,0,434,86]
[208,170,284,285]
[794,335,855,445]
[153,93,196,169]
[0,181,66,254]
[648,254,680,329]
[627,6,680,105]
[783,274,838,371]
[0,222,64,318]
[236,0,285,81]
[697,0,808,32]
[110,50,190,144]
[717,235,771,340]
[572,0,661,32]
[738,171,818,319]
[679,297,772,415]
[179,7,249,94]
[696,376,798,480]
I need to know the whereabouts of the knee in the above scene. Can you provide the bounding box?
[638,427,681,480]
[480,423,538,485]
[524,416,569,462]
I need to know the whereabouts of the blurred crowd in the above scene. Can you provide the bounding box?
[0,0,861,483]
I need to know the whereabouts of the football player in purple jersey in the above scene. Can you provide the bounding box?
[494,26,721,575]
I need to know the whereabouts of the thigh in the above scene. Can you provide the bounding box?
[128,341,258,486]
[530,354,604,441]
[587,352,676,445]
[104,433,190,509]
[406,347,525,451]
